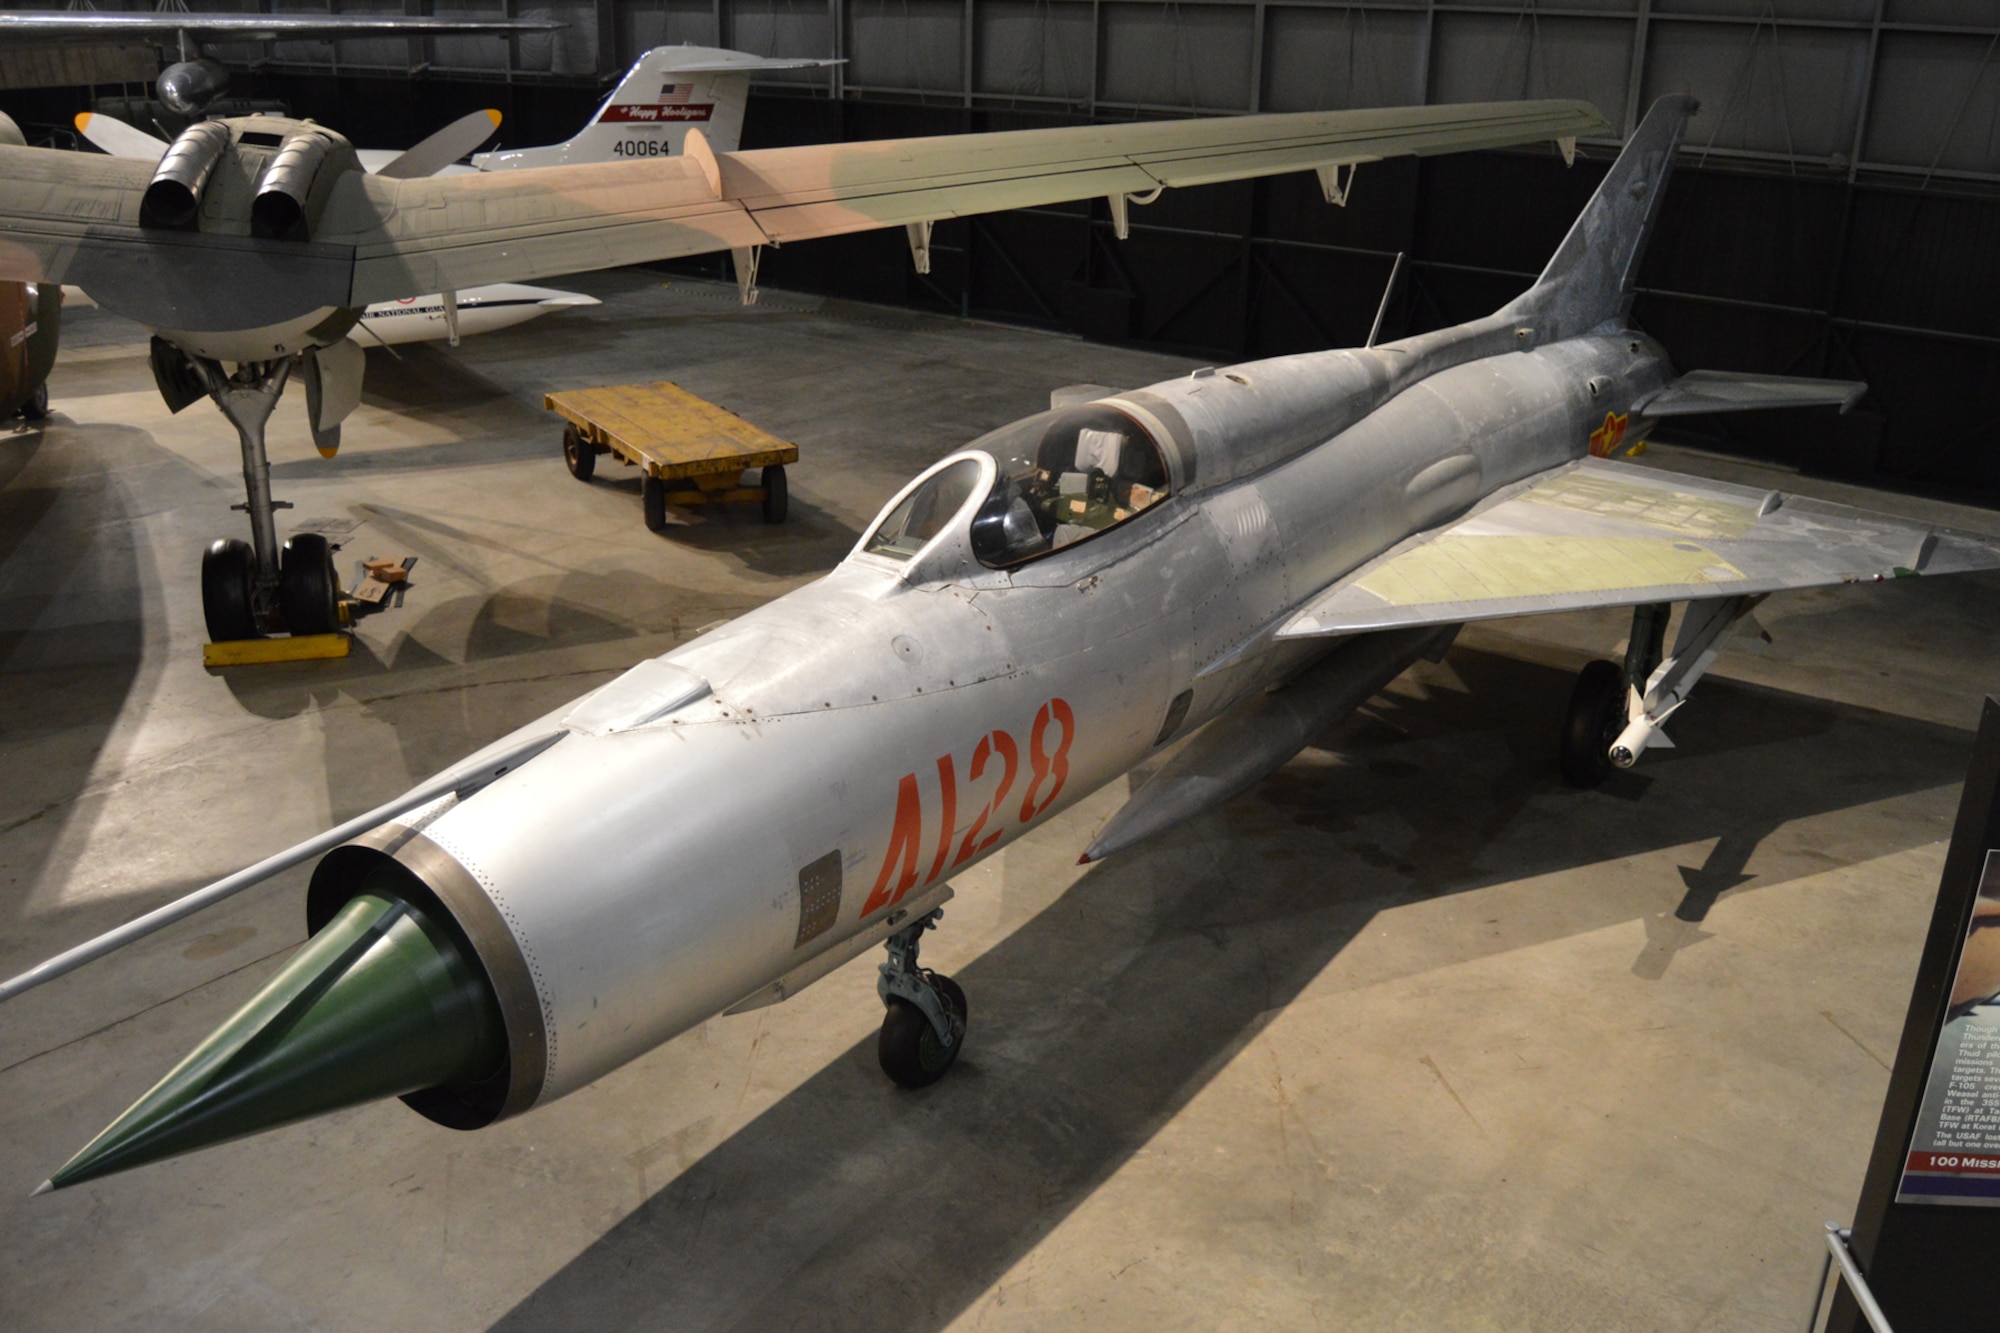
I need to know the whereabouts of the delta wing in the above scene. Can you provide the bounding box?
[1280,457,2000,636]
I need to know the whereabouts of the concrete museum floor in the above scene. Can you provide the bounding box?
[2,267,1997,1331]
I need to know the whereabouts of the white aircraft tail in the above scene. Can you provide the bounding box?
[1501,95,1696,341]
[473,45,839,171]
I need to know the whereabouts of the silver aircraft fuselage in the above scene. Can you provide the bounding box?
[354,317,1671,1115]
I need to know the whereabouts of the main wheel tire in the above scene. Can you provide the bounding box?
[878,973,967,1090]
[562,427,595,482]
[200,538,261,642]
[279,532,340,636]
[761,464,788,524]
[20,381,49,421]
[1560,658,1626,789]
[642,475,668,532]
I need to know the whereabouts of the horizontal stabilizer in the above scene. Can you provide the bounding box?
[1633,369,1866,418]
[656,56,845,74]
[1280,458,2000,638]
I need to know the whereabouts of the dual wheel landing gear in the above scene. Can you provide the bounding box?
[876,909,967,1089]
[1559,596,1765,787]
[188,355,342,642]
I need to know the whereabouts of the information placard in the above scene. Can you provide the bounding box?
[1898,849,2000,1205]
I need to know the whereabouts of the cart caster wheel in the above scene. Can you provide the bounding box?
[642,475,667,532]
[201,538,261,642]
[878,973,966,1089]
[761,463,788,524]
[280,532,340,636]
[562,426,594,482]
[20,380,49,421]
[1560,659,1625,789]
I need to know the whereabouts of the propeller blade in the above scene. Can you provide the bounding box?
[73,111,169,163]
[372,108,501,179]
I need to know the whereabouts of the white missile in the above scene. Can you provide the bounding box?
[1609,688,1682,769]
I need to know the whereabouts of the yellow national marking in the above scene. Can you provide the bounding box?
[1522,470,1758,539]
[1356,535,1745,607]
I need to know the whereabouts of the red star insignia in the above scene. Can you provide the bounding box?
[1588,411,1629,458]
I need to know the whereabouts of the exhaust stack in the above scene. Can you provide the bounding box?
[252,129,336,241]
[140,120,231,230]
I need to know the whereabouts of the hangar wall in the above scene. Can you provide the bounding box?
[4,0,1996,497]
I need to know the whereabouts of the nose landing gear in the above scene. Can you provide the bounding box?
[877,909,967,1088]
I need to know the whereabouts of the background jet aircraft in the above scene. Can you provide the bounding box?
[0,94,1605,646]
[15,96,2000,1196]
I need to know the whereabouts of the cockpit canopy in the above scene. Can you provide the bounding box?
[860,403,1174,575]
[968,404,1170,567]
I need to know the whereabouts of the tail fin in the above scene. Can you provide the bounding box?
[1502,95,1696,340]
[473,45,839,171]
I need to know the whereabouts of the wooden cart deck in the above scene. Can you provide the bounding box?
[544,380,797,528]
[545,381,797,479]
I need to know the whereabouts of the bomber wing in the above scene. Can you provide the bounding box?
[1279,457,2000,638]
[337,98,1606,301]
[0,100,1607,310]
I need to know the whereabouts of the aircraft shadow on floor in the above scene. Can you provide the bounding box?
[264,430,557,479]
[357,343,517,413]
[488,646,1972,1333]
[0,424,153,980]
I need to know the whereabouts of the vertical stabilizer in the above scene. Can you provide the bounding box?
[1502,95,1696,340]
[473,46,839,171]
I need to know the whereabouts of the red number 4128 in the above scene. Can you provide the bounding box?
[861,698,1075,917]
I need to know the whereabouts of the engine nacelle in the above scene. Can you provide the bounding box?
[156,58,231,118]
[140,120,232,231]
[251,129,336,242]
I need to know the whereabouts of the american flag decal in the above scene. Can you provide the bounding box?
[660,84,694,103]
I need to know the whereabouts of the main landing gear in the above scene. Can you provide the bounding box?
[187,355,342,642]
[1559,595,1766,787]
[876,909,967,1088]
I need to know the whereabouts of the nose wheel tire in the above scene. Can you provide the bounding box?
[878,972,966,1089]
[562,427,595,482]
[201,538,261,642]
[761,464,788,524]
[280,532,341,636]
[20,381,49,421]
[1560,658,1626,788]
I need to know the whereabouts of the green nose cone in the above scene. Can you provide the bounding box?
[43,888,504,1192]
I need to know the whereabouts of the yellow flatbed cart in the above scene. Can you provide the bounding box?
[544,380,796,531]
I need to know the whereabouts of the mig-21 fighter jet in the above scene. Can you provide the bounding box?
[15,95,1999,1194]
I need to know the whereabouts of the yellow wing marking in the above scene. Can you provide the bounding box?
[1356,535,1745,607]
